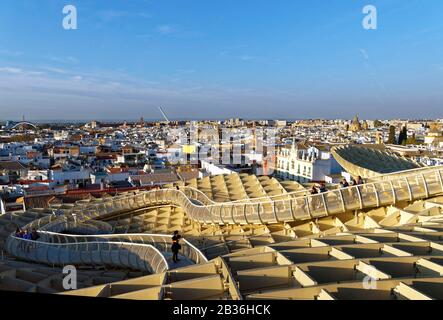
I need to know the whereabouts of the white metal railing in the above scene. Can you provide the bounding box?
[16,167,443,227]
[6,166,443,272]
[367,165,443,182]
[184,184,313,205]
[38,231,208,265]
[5,236,169,274]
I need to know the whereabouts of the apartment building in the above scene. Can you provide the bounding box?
[274,141,342,183]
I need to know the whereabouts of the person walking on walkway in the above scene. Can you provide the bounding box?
[171,231,182,263]
[310,186,318,195]
[31,228,40,241]
[340,179,349,188]
[318,183,327,193]
[350,177,358,186]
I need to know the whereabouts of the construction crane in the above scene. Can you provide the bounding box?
[158,106,170,124]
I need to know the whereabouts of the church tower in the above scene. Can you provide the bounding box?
[350,115,362,132]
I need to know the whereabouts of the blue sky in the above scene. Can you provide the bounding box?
[0,0,442,121]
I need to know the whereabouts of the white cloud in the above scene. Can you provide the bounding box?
[0,67,44,76]
[156,25,176,35]
[48,55,79,64]
[97,10,150,23]
[28,71,45,76]
[0,67,23,74]
[98,10,129,22]
[0,64,301,120]
[238,55,257,61]
[42,67,68,74]
[137,12,151,18]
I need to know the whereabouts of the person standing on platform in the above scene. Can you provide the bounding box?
[171,231,182,263]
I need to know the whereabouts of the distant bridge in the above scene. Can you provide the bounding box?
[4,121,38,130]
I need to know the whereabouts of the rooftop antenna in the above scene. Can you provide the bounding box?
[158,106,170,124]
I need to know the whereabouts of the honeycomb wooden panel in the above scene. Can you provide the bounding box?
[2,168,443,300]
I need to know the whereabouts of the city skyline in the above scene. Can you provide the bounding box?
[1,0,443,120]
[3,116,443,124]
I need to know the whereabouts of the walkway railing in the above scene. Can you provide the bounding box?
[6,166,443,273]
[173,167,443,224]
[5,236,169,273]
[17,167,443,228]
[38,231,208,265]
[367,165,443,183]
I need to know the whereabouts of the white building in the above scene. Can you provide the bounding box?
[49,167,91,187]
[269,120,287,128]
[200,159,236,176]
[116,152,146,165]
[53,131,69,141]
[274,142,342,183]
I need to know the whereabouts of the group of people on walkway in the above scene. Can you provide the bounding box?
[309,175,366,195]
[340,176,364,188]
[310,183,328,195]
[14,228,40,241]
[307,176,366,211]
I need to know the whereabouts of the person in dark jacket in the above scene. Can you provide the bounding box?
[23,230,31,240]
[171,231,182,263]
[340,179,349,188]
[310,186,318,195]
[318,183,327,193]
[14,228,22,238]
[31,228,40,241]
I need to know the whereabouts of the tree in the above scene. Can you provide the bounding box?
[397,126,408,145]
[387,125,396,144]
[374,119,383,128]
[406,133,417,145]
